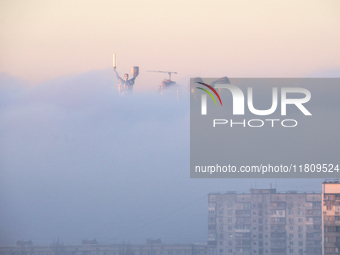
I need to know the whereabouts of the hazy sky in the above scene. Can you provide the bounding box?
[1,0,340,87]
[1,0,340,246]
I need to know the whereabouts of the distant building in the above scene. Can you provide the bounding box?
[16,240,33,246]
[208,188,322,255]
[322,180,340,255]
[0,243,207,255]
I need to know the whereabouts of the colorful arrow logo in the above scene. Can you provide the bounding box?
[196,82,222,106]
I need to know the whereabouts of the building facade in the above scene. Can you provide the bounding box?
[208,189,322,255]
[322,181,340,255]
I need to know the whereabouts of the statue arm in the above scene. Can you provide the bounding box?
[113,68,123,81]
[129,76,137,85]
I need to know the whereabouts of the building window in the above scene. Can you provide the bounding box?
[314,225,321,230]
[298,234,303,238]
[244,203,250,209]
[298,241,303,246]
[289,249,294,253]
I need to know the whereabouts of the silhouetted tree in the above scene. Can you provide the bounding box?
[125,244,134,255]
[51,238,65,255]
[119,242,134,255]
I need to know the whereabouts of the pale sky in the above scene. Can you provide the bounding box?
[1,0,340,245]
[1,0,340,87]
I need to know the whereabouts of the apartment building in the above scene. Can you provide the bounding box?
[322,181,340,255]
[208,188,322,255]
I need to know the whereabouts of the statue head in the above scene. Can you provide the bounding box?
[124,74,129,81]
